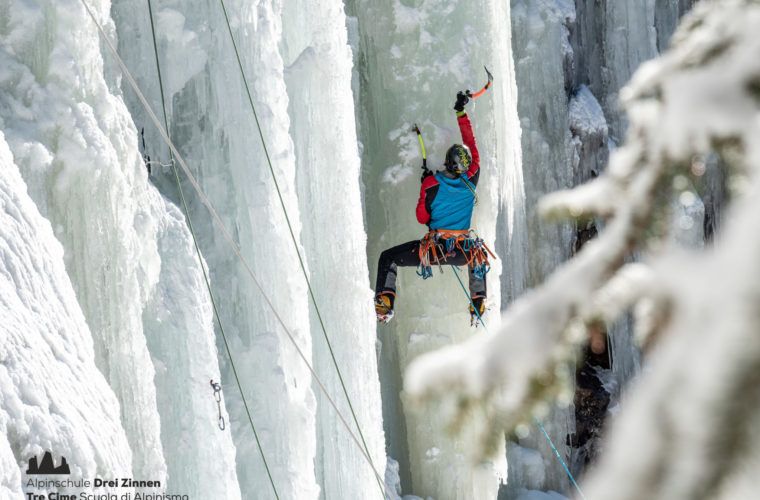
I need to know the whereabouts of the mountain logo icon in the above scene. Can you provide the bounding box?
[26,451,70,475]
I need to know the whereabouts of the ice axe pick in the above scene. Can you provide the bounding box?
[466,66,494,99]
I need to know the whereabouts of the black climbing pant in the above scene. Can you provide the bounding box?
[375,238,487,303]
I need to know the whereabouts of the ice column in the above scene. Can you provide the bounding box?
[141,199,242,500]
[0,134,132,497]
[571,0,666,141]
[350,0,520,498]
[0,0,165,481]
[279,0,388,498]
[111,0,319,498]
[507,1,579,494]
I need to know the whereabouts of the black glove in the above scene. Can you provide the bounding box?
[454,91,469,112]
[421,167,433,183]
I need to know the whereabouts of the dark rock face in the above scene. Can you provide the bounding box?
[570,341,611,469]
[655,0,699,52]
[567,217,610,472]
[574,219,598,256]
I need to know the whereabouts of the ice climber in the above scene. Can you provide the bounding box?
[374,91,492,325]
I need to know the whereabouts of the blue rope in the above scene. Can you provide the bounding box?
[535,417,587,500]
[452,266,486,328]
[450,267,586,499]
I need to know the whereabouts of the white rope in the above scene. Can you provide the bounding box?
[78,0,390,494]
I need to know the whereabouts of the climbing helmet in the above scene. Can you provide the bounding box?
[444,144,471,174]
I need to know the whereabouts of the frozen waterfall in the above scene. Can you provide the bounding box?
[0,0,724,499]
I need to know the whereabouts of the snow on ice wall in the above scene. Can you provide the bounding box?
[0,0,166,482]
[279,0,387,498]
[511,0,576,287]
[350,0,519,498]
[109,3,244,498]
[0,0,239,497]
[0,134,132,496]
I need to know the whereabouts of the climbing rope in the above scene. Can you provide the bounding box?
[216,1,386,498]
[210,380,225,430]
[459,174,479,205]
[80,2,390,497]
[451,266,586,499]
[535,417,586,500]
[144,0,280,495]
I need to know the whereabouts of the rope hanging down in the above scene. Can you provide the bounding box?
[451,266,586,500]
[79,1,390,497]
[215,1,386,498]
[145,0,279,496]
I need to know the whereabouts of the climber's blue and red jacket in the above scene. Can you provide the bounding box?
[416,111,480,230]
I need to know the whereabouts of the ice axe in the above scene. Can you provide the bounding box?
[412,66,492,178]
[412,123,428,173]
[466,66,494,99]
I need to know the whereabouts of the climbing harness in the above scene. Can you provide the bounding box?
[210,380,225,430]
[466,66,494,99]
[417,230,494,281]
